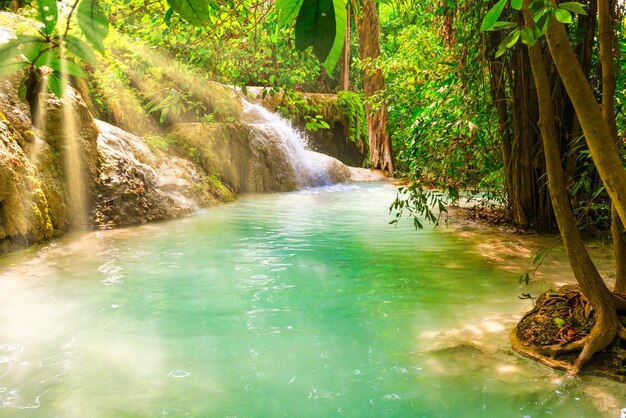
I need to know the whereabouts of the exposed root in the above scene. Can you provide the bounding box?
[513,286,626,380]
[537,338,586,358]
[614,293,626,310]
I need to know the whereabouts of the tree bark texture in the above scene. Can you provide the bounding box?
[340,5,351,91]
[523,0,619,370]
[545,9,626,244]
[597,0,626,292]
[352,0,394,173]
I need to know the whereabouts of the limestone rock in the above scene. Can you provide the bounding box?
[0,74,67,254]
[92,120,235,228]
[168,122,299,193]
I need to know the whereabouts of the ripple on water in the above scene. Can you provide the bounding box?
[167,370,192,379]
[0,183,625,417]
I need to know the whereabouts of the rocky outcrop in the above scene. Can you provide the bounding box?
[0,74,67,254]
[92,120,234,228]
[0,15,384,256]
[168,122,299,193]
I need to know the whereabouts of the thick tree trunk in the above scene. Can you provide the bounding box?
[352,0,394,173]
[340,5,350,91]
[545,10,626,231]
[598,0,626,292]
[524,1,619,371]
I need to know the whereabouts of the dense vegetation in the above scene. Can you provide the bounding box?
[1,0,626,375]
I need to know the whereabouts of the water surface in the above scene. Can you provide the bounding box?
[0,183,624,417]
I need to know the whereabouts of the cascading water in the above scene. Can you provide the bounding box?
[241,100,333,188]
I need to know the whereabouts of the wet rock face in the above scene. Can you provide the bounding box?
[168,123,300,194]
[248,89,368,167]
[41,87,100,183]
[0,75,67,254]
[92,121,235,228]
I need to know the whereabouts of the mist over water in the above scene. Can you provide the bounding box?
[0,183,623,416]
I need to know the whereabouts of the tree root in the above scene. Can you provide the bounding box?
[614,293,626,310]
[537,338,586,358]
[513,289,624,377]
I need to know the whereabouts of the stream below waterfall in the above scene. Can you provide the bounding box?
[0,183,624,417]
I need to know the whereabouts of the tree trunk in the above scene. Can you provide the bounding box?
[340,4,350,91]
[352,0,394,173]
[545,9,626,231]
[597,0,626,292]
[523,0,619,370]
[488,31,516,221]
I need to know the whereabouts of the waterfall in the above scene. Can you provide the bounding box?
[241,100,334,189]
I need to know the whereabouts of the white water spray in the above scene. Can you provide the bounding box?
[241,101,333,188]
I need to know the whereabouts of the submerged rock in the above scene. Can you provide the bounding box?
[305,151,351,183]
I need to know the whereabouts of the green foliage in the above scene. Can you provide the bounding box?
[480,0,507,31]
[276,90,330,132]
[77,0,110,54]
[168,0,212,26]
[0,0,108,98]
[278,0,345,73]
[36,0,57,35]
[389,183,449,229]
[145,88,207,124]
[480,0,587,57]
[336,91,367,146]
[104,0,327,91]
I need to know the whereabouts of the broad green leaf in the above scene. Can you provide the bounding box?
[20,40,44,62]
[554,317,565,328]
[275,0,305,28]
[48,71,67,98]
[504,29,520,48]
[168,0,210,26]
[295,0,336,64]
[32,47,54,67]
[529,0,545,14]
[322,0,346,74]
[495,42,507,58]
[558,2,587,15]
[64,35,97,63]
[37,0,58,36]
[164,7,173,25]
[48,57,87,78]
[534,11,551,36]
[77,0,109,54]
[520,27,536,46]
[0,60,28,77]
[511,0,522,11]
[555,8,572,24]
[490,21,518,30]
[0,35,42,63]
[480,0,507,31]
